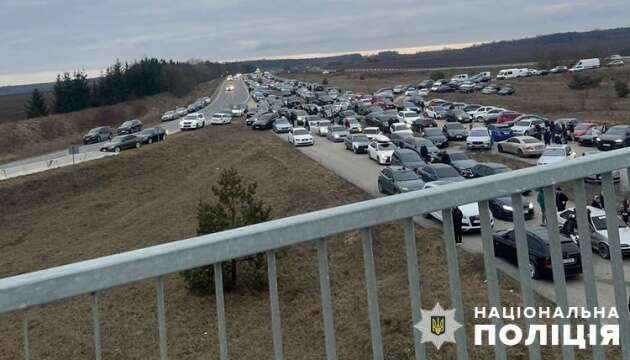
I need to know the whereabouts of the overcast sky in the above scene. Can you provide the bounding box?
[1,0,628,85]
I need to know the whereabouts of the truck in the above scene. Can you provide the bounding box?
[569,58,600,72]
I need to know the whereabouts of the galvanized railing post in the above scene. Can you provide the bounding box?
[441,209,469,359]
[266,251,284,360]
[91,292,102,360]
[360,228,384,360]
[542,186,574,360]
[511,194,541,360]
[572,179,605,360]
[214,263,229,360]
[477,201,506,360]
[156,276,168,360]
[601,172,630,359]
[317,239,337,360]
[402,218,426,360]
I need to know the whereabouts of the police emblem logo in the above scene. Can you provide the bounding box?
[415,303,462,349]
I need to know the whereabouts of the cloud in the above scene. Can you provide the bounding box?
[0,0,628,85]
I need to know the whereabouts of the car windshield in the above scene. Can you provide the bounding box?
[294,111,306,116]
[111,136,125,143]
[185,114,199,119]
[392,170,419,181]
[260,114,274,121]
[140,129,153,135]
[515,121,530,127]
[436,166,460,178]
[377,142,394,150]
[331,126,345,132]
[88,128,100,134]
[293,129,308,135]
[352,135,369,142]
[120,121,133,127]
[402,112,416,118]
[606,127,627,135]
[591,215,626,231]
[399,152,421,162]
[448,152,468,161]
[276,118,289,124]
[470,129,488,136]
[424,129,442,136]
[364,128,378,134]
[318,120,331,126]
[522,138,540,144]
[449,123,464,129]
[542,148,566,156]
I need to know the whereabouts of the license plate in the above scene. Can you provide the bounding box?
[563,258,575,264]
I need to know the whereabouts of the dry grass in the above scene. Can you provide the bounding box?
[287,67,630,124]
[0,122,618,359]
[0,79,221,164]
[0,92,54,123]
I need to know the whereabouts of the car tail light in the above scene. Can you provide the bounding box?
[543,257,552,267]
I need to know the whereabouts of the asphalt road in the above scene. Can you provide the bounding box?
[0,78,251,172]
[271,126,630,320]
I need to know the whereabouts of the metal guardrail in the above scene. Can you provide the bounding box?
[2,149,630,359]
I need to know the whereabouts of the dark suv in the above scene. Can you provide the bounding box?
[596,125,630,151]
[117,119,143,135]
[82,126,113,144]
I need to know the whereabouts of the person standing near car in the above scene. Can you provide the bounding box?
[543,128,552,145]
[620,199,630,224]
[556,188,569,212]
[537,189,546,225]
[591,194,604,209]
[452,207,464,245]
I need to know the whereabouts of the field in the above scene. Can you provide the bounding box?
[285,66,630,124]
[0,92,50,123]
[1,120,615,359]
[0,79,220,164]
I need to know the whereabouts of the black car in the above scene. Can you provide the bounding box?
[378,166,425,195]
[492,227,582,279]
[389,132,414,148]
[445,109,472,123]
[411,118,437,133]
[136,127,166,144]
[470,162,511,178]
[421,128,448,148]
[344,134,370,153]
[417,164,465,183]
[117,119,143,135]
[489,196,535,221]
[398,101,420,113]
[442,122,468,141]
[438,150,478,177]
[391,149,426,170]
[401,137,440,162]
[252,113,278,130]
[338,110,360,124]
[497,86,515,96]
[82,126,113,144]
[100,134,142,152]
[595,125,630,151]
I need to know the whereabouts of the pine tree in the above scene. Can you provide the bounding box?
[25,89,49,118]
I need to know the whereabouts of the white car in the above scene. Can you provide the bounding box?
[417,88,430,96]
[466,128,492,149]
[511,119,545,136]
[536,145,576,166]
[288,127,314,146]
[390,122,413,135]
[397,111,420,126]
[367,140,396,165]
[179,113,206,130]
[558,206,630,259]
[404,87,417,96]
[423,181,494,231]
[363,127,382,140]
[311,120,332,136]
[161,110,177,122]
[210,112,232,125]
[469,106,499,121]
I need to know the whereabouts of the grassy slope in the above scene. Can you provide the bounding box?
[0,79,221,164]
[287,67,630,124]
[0,122,615,359]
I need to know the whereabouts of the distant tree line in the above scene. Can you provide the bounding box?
[25,58,253,118]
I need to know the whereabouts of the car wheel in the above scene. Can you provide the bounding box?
[517,149,524,157]
[524,131,529,136]
[97,136,102,142]
[598,243,610,259]
[353,146,358,154]
[497,144,504,153]
[114,147,121,153]
[136,142,141,149]
[529,260,540,279]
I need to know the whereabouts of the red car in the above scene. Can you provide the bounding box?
[496,110,522,124]
[573,122,597,137]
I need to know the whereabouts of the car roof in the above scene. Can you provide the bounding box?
[394,148,417,155]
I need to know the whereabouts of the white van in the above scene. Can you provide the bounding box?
[451,74,469,82]
[569,58,600,72]
[497,69,518,79]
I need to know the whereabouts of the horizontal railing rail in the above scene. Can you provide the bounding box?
[2,148,630,312]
